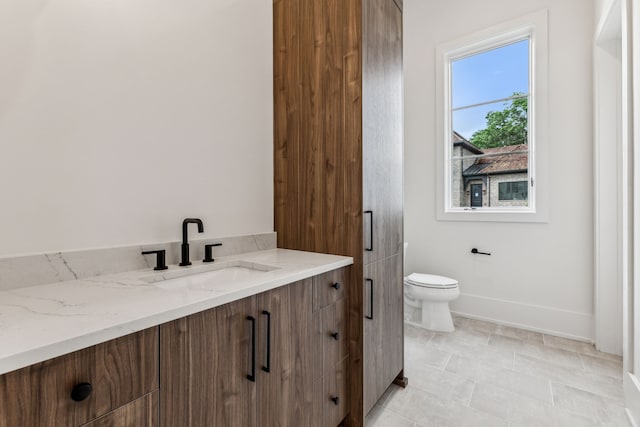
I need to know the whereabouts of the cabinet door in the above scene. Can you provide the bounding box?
[160,297,257,427]
[363,0,403,265]
[256,279,317,426]
[364,254,404,414]
[80,391,158,427]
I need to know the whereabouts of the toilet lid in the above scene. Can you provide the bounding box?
[405,273,458,289]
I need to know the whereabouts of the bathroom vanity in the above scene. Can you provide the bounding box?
[0,249,352,427]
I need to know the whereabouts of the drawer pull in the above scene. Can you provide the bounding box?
[331,282,341,290]
[331,332,340,341]
[70,382,92,402]
[365,211,373,251]
[331,395,340,406]
[365,278,374,320]
[262,310,271,373]
[247,316,256,382]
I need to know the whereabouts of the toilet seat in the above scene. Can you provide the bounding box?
[405,273,458,289]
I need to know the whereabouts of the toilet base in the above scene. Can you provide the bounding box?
[421,301,455,332]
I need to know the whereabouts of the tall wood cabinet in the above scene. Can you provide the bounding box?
[274,0,404,424]
[362,0,404,415]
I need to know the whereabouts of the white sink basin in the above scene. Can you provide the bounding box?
[141,260,280,291]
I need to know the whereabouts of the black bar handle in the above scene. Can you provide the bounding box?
[365,279,374,320]
[247,315,256,382]
[141,250,168,271]
[471,248,491,256]
[261,310,271,373]
[365,210,373,251]
[203,243,223,263]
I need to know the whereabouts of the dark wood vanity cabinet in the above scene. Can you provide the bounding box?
[0,267,349,427]
[0,328,159,427]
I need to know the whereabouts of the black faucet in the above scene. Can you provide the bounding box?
[180,218,204,266]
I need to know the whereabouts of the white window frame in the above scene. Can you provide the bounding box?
[435,10,549,223]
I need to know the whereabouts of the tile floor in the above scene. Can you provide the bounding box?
[366,315,627,427]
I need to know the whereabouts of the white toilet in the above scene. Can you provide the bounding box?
[404,243,460,332]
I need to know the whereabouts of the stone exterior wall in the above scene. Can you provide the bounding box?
[451,145,479,208]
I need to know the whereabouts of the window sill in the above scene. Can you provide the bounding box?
[437,208,548,223]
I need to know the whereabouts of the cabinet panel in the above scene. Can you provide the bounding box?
[363,0,403,265]
[364,254,403,414]
[80,391,158,427]
[0,328,158,427]
[257,279,316,426]
[380,254,404,389]
[160,297,257,427]
[363,261,382,414]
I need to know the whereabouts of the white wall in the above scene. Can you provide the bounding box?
[595,0,608,18]
[405,0,596,340]
[0,0,273,256]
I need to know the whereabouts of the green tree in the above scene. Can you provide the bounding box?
[470,93,528,149]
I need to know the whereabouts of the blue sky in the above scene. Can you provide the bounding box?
[452,39,529,140]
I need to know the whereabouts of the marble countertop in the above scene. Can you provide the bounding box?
[0,249,353,375]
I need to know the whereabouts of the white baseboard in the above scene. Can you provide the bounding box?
[450,293,594,343]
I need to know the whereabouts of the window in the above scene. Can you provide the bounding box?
[499,181,528,201]
[435,10,548,223]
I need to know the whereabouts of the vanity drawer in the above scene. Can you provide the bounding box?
[324,356,349,427]
[0,327,159,427]
[313,267,349,311]
[322,297,348,373]
[80,390,158,427]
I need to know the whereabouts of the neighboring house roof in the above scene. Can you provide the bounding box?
[453,131,483,155]
[463,144,528,176]
[453,131,528,177]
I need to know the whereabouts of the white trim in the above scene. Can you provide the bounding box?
[594,0,624,356]
[627,408,639,427]
[626,0,640,420]
[626,373,640,426]
[620,0,640,421]
[450,292,594,342]
[435,9,549,223]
